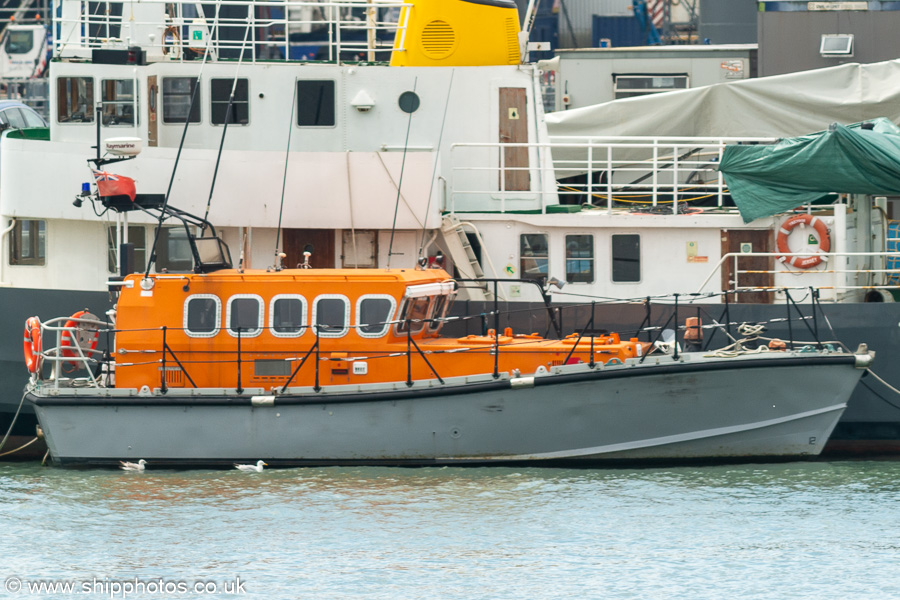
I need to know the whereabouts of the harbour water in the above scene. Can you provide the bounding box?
[2,461,899,599]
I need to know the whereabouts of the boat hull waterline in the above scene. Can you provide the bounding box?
[30,353,865,467]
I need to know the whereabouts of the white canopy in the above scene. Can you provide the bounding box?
[546,59,900,139]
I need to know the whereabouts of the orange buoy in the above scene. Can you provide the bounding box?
[23,316,42,375]
[776,214,831,269]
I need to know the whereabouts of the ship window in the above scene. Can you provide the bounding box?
[611,234,641,283]
[520,233,549,283]
[296,80,335,127]
[227,294,263,338]
[821,34,853,57]
[184,295,221,337]
[101,79,138,126]
[566,234,594,283]
[9,219,45,266]
[613,74,688,100]
[0,107,27,129]
[312,295,349,337]
[210,78,249,125]
[154,226,193,272]
[270,295,307,337]
[57,77,94,123]
[107,225,146,273]
[356,295,396,338]
[427,294,451,332]
[162,77,200,124]
[6,30,34,54]
[396,297,430,334]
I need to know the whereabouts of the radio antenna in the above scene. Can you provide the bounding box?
[274,80,298,271]
[387,77,418,270]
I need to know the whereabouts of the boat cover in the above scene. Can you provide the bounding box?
[718,118,900,222]
[546,60,900,140]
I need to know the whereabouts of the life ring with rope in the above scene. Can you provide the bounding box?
[776,214,831,269]
[23,316,42,375]
[60,310,100,371]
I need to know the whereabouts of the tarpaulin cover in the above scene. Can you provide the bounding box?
[718,118,900,223]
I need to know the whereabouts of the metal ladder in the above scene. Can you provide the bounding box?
[441,215,493,301]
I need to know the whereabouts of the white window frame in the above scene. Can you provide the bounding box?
[355,294,397,338]
[183,294,221,338]
[269,294,308,338]
[820,34,854,57]
[225,294,264,338]
[312,294,350,338]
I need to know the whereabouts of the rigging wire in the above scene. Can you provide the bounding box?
[144,1,223,276]
[203,14,253,226]
[274,80,299,271]
[387,77,418,270]
[417,69,454,261]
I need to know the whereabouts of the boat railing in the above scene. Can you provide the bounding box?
[695,251,900,301]
[36,314,108,386]
[30,285,852,393]
[448,136,776,213]
[55,0,410,63]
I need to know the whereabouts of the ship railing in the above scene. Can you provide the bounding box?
[0,79,50,119]
[36,315,109,388]
[55,0,409,63]
[696,250,900,302]
[31,290,850,393]
[448,136,775,213]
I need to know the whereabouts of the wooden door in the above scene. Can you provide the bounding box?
[283,229,335,268]
[148,75,158,147]
[721,229,774,304]
[499,87,529,192]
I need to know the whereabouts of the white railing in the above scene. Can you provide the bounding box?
[55,0,409,63]
[449,136,776,213]
[696,251,900,299]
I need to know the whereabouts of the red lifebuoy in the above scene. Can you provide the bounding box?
[776,214,831,269]
[60,310,100,369]
[23,316,42,375]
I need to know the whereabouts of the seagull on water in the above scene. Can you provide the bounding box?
[120,459,147,471]
[235,460,268,473]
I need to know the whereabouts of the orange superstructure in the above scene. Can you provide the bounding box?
[111,268,647,391]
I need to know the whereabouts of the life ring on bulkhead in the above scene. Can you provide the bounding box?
[60,310,100,369]
[23,316,42,375]
[776,214,831,269]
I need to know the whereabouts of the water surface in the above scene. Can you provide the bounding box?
[2,461,898,598]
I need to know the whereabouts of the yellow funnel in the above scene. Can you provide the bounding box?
[391,0,521,67]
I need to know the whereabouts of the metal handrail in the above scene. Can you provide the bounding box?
[55,0,410,63]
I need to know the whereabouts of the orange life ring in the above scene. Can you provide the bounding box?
[60,310,100,369]
[776,214,831,269]
[23,316,42,375]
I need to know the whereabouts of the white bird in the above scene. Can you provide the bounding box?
[235,460,267,473]
[119,459,147,471]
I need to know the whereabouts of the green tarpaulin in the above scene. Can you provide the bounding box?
[718,118,900,223]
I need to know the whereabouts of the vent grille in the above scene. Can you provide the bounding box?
[161,366,184,387]
[421,20,456,59]
[505,18,519,64]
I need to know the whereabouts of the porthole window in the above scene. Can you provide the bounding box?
[427,294,452,332]
[184,295,221,337]
[356,295,396,338]
[312,295,350,338]
[226,294,263,337]
[270,295,307,338]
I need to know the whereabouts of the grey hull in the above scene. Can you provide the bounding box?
[0,289,894,458]
[30,353,863,467]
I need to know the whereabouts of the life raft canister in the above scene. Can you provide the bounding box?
[23,316,42,375]
[60,310,100,369]
[776,214,831,269]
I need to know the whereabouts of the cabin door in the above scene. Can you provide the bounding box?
[499,87,529,192]
[283,229,335,268]
[720,229,774,304]
[148,75,158,147]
